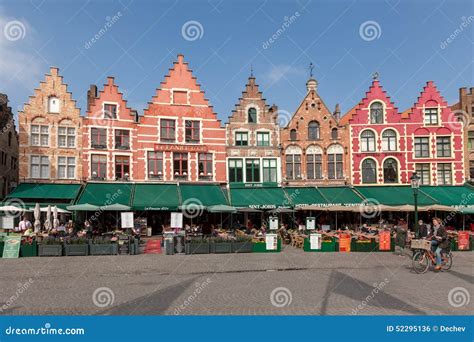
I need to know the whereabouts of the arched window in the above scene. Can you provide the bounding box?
[290,129,297,141]
[383,158,398,183]
[370,102,383,124]
[382,129,397,151]
[248,107,257,123]
[361,159,377,184]
[327,144,344,179]
[331,128,338,140]
[308,121,320,140]
[360,130,376,152]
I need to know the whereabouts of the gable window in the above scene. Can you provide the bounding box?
[115,129,130,149]
[58,156,75,179]
[437,163,452,185]
[185,120,200,143]
[48,96,60,113]
[235,132,248,146]
[424,108,439,125]
[256,132,270,146]
[31,125,49,147]
[248,107,257,123]
[370,102,383,124]
[104,104,117,119]
[383,158,398,183]
[290,129,297,141]
[173,152,188,179]
[331,128,338,140]
[58,126,75,148]
[263,159,277,183]
[328,145,344,180]
[360,130,376,152]
[160,119,176,142]
[91,154,107,179]
[286,154,301,180]
[468,131,474,151]
[361,159,377,184]
[30,155,49,179]
[91,128,107,149]
[198,153,213,179]
[436,137,451,157]
[307,154,322,180]
[228,159,243,183]
[308,121,320,140]
[382,129,397,151]
[147,151,163,178]
[246,159,260,183]
[414,137,429,158]
[115,156,130,180]
[415,163,430,185]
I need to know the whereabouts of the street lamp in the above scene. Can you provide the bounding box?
[410,172,421,238]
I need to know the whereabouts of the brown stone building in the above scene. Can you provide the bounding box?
[226,75,281,185]
[0,94,19,198]
[281,77,349,185]
[451,87,474,181]
[18,67,83,183]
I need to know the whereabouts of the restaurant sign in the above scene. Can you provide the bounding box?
[154,144,208,153]
[2,236,21,258]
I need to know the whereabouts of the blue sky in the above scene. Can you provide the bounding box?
[0,0,472,124]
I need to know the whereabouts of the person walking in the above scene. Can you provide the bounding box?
[395,224,407,256]
[431,218,449,271]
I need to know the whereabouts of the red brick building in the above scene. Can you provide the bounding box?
[136,55,226,182]
[82,77,139,181]
[0,94,19,198]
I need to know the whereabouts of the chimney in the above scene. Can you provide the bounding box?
[0,93,7,107]
[334,103,340,121]
[87,85,98,112]
[460,87,467,98]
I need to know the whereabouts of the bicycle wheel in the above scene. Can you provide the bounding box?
[442,252,453,271]
[412,251,430,274]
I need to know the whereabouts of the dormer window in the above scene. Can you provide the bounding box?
[290,129,297,141]
[370,102,383,124]
[308,121,320,140]
[104,104,117,119]
[48,96,60,113]
[424,108,439,125]
[248,107,257,123]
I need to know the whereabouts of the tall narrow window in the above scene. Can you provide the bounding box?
[470,161,474,179]
[248,107,257,123]
[173,153,188,179]
[160,119,176,142]
[114,129,130,149]
[185,120,200,143]
[424,108,439,125]
[331,128,338,140]
[30,156,49,179]
[8,132,12,147]
[436,137,451,157]
[308,121,320,140]
[228,159,243,183]
[235,132,248,146]
[327,144,344,180]
[370,102,383,124]
[147,151,163,178]
[198,153,213,179]
[91,128,107,149]
[104,104,117,119]
[262,159,277,183]
[307,154,322,180]
[290,129,297,141]
[361,159,376,184]
[48,96,60,113]
[115,156,130,180]
[58,157,75,179]
[414,137,430,158]
[360,130,376,152]
[437,163,452,185]
[468,131,474,151]
[382,129,397,151]
[58,127,75,148]
[383,158,398,183]
[256,132,270,146]
[246,159,260,183]
[286,154,301,180]
[415,163,430,185]
[91,154,107,179]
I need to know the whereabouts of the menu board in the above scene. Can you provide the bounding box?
[2,236,21,258]
[306,217,316,230]
[269,217,278,231]
[265,233,278,250]
[170,212,183,229]
[379,231,391,251]
[121,212,134,228]
[458,232,470,251]
[0,216,14,230]
[310,233,322,250]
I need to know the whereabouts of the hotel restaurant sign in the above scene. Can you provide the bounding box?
[154,144,208,153]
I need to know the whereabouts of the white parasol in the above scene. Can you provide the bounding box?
[34,203,41,233]
[44,205,52,231]
[53,206,59,229]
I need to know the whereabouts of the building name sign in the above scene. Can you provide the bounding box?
[154,144,208,153]
[354,152,403,158]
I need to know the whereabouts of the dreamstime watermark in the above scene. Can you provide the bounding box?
[359,198,381,219]
[89,189,123,222]
[262,12,300,49]
[0,278,34,313]
[181,20,204,41]
[276,109,293,127]
[5,323,85,336]
[182,198,204,219]
[92,287,115,308]
[359,20,382,41]
[2,198,26,219]
[3,20,26,41]
[174,278,212,314]
[446,109,469,131]
[351,278,389,315]
[270,287,293,307]
[448,287,470,308]
[442,191,474,227]
[440,16,474,50]
[84,12,123,49]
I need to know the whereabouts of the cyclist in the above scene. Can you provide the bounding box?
[431,217,448,271]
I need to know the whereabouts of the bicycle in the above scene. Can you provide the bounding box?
[411,242,452,274]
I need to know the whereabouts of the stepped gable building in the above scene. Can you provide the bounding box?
[82,77,139,181]
[136,54,226,182]
[226,74,281,185]
[280,75,349,185]
[18,67,82,183]
[342,77,464,186]
[451,87,474,181]
[0,94,19,198]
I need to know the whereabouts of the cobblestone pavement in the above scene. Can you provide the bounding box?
[0,246,472,315]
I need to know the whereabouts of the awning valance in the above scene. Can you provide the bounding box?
[133,184,179,211]
[230,187,291,210]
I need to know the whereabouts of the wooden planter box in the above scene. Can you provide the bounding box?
[185,241,210,255]
[211,241,232,254]
[232,241,252,253]
[64,244,89,256]
[89,244,118,255]
[20,242,38,257]
[38,244,63,257]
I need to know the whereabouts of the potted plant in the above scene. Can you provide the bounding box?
[20,238,38,257]
[210,237,232,254]
[89,236,118,255]
[64,237,89,256]
[232,236,252,253]
[38,237,63,257]
[185,237,210,255]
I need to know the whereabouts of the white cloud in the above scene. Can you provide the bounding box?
[264,64,306,84]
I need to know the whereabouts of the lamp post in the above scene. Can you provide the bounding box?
[410,172,421,238]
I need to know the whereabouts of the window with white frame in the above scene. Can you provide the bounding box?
[48,96,60,113]
[262,159,277,183]
[58,156,75,179]
[361,159,377,184]
[31,125,49,146]
[415,163,430,185]
[30,156,49,179]
[370,102,383,124]
[414,137,430,158]
[58,126,75,148]
[256,132,270,146]
[437,163,452,185]
[360,130,376,152]
[382,129,397,151]
[424,108,439,125]
[436,137,451,157]
[235,132,248,146]
[104,103,117,119]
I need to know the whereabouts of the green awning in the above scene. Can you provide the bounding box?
[6,183,81,204]
[230,187,291,209]
[284,187,328,208]
[207,205,237,213]
[133,184,179,210]
[355,186,437,206]
[76,183,133,207]
[179,184,229,207]
[317,187,364,206]
[420,185,474,208]
[67,203,100,211]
